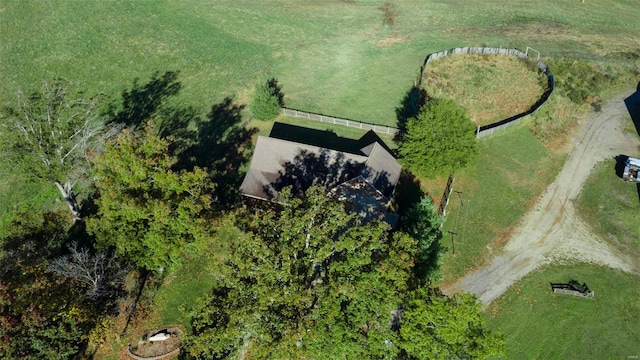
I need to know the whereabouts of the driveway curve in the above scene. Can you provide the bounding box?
[441,90,640,304]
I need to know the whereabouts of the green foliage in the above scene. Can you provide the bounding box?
[250,78,283,121]
[0,211,99,360]
[400,289,505,360]
[399,98,479,178]
[185,186,503,359]
[0,79,105,217]
[402,196,445,283]
[87,122,215,271]
[548,58,633,106]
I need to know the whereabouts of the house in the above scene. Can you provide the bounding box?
[240,130,401,226]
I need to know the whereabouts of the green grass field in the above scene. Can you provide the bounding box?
[486,264,640,359]
[440,124,564,282]
[2,0,639,125]
[576,160,640,255]
[2,0,639,224]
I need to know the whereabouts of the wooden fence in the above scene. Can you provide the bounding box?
[281,108,399,135]
[419,47,555,139]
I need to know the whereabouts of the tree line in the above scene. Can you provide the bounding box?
[0,74,500,359]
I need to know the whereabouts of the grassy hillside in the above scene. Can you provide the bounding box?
[2,0,639,125]
[440,124,564,281]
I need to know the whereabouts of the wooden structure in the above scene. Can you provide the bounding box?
[550,280,594,298]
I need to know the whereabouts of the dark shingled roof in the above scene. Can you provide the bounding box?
[240,133,401,224]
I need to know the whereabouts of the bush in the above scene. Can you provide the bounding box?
[549,58,624,106]
[251,78,283,121]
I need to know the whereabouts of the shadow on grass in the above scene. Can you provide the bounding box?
[614,154,629,178]
[394,86,427,143]
[390,169,424,217]
[107,71,258,207]
[269,122,392,155]
[108,71,182,129]
[624,81,640,137]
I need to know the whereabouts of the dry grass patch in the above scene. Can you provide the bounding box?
[422,54,548,126]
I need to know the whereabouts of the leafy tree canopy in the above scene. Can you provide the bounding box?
[0,211,110,360]
[86,121,215,271]
[0,79,106,218]
[185,186,504,359]
[402,196,445,284]
[399,98,478,178]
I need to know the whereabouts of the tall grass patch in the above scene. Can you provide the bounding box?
[486,264,640,359]
[440,125,563,282]
[576,160,640,253]
[422,55,547,126]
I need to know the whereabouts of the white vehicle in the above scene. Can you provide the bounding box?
[623,157,640,183]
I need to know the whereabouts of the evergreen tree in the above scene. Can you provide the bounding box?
[250,78,283,121]
[399,98,478,178]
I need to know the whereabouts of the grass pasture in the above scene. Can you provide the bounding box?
[422,55,548,126]
[486,264,640,359]
[440,124,564,282]
[576,160,640,255]
[2,0,640,125]
[2,0,640,226]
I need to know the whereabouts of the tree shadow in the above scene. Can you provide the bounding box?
[390,169,425,217]
[624,81,640,137]
[106,71,258,207]
[177,98,258,206]
[269,123,363,154]
[394,86,427,143]
[252,147,397,225]
[267,77,285,106]
[267,149,364,199]
[108,71,182,129]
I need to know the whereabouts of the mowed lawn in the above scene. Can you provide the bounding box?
[486,264,640,359]
[440,124,564,282]
[2,0,639,223]
[2,0,640,126]
[576,159,640,255]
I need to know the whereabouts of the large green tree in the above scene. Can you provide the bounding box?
[0,79,106,219]
[185,186,503,359]
[399,98,478,178]
[399,289,505,359]
[86,122,214,271]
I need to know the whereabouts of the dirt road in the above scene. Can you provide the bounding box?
[441,90,640,304]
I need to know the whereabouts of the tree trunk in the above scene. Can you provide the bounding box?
[55,180,82,220]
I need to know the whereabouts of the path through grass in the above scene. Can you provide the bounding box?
[440,124,564,282]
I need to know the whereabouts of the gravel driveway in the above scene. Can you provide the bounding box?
[441,89,640,304]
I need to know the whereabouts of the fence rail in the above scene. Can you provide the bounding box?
[281,47,553,142]
[281,108,399,135]
[419,47,555,139]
